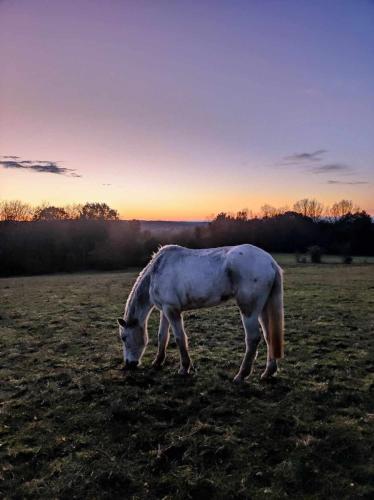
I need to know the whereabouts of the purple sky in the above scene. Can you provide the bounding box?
[1,0,373,219]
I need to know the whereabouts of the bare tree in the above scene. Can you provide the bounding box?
[330,200,360,219]
[236,209,248,221]
[64,204,82,220]
[293,198,324,221]
[261,204,289,218]
[307,199,324,220]
[293,199,310,217]
[261,204,277,218]
[0,200,32,221]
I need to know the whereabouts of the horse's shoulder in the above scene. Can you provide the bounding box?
[150,245,185,276]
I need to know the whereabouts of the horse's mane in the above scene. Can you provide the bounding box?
[124,245,180,320]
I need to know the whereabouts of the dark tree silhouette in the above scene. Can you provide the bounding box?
[79,203,119,220]
[0,199,372,276]
[33,206,69,220]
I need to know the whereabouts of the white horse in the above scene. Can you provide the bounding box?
[118,244,284,382]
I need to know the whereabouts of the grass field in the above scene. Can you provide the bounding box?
[1,260,374,499]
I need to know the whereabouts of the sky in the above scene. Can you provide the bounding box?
[0,0,373,220]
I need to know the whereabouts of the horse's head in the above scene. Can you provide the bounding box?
[117,317,147,369]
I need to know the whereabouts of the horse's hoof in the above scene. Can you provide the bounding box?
[261,364,277,380]
[233,375,245,384]
[261,360,278,380]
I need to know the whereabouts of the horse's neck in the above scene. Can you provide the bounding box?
[125,271,152,325]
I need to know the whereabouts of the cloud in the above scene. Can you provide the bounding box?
[312,163,351,174]
[0,156,81,177]
[279,151,352,174]
[278,151,366,182]
[1,155,21,160]
[327,180,368,185]
[281,149,327,164]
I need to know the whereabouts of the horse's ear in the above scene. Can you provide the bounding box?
[117,318,126,328]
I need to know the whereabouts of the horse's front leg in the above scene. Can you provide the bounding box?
[233,312,261,383]
[164,307,192,375]
[152,312,170,369]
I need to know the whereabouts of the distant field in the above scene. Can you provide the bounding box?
[273,253,374,265]
[1,262,374,499]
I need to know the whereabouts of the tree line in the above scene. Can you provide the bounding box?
[0,199,372,276]
[0,201,119,222]
[0,199,364,223]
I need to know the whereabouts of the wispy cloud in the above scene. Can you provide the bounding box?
[327,179,368,185]
[0,156,81,177]
[312,163,351,174]
[279,151,360,178]
[1,155,21,160]
[281,149,327,165]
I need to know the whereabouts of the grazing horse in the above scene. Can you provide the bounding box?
[118,244,284,382]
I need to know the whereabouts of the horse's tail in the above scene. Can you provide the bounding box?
[263,263,284,359]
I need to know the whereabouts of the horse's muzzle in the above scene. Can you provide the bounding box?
[125,360,139,370]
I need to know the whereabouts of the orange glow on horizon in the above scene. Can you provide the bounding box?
[1,165,373,220]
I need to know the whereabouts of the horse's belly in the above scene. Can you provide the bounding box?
[182,289,231,310]
[151,282,231,310]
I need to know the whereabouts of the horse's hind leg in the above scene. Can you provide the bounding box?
[152,312,170,369]
[259,309,278,379]
[163,307,192,375]
[233,307,261,383]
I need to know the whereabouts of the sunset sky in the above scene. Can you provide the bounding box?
[1,0,373,220]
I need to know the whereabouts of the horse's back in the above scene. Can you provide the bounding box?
[149,244,278,311]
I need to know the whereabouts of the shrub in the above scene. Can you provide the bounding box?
[339,243,353,265]
[308,245,323,263]
[342,255,353,264]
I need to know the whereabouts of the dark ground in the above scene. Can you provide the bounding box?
[1,260,373,499]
